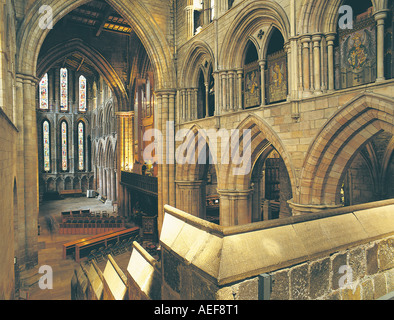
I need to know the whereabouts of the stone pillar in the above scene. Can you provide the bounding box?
[187,89,192,121]
[312,34,322,94]
[186,3,194,39]
[156,89,177,235]
[204,82,209,117]
[259,60,266,106]
[251,174,263,222]
[16,74,39,268]
[236,69,243,110]
[203,0,210,25]
[181,89,186,121]
[325,33,336,92]
[301,36,311,96]
[218,189,253,226]
[176,181,206,219]
[193,88,198,120]
[99,166,103,195]
[110,168,116,201]
[374,10,388,82]
[168,92,176,207]
[220,71,227,112]
[213,71,221,116]
[228,70,235,111]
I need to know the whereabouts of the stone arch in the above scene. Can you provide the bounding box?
[297,0,380,34]
[97,140,105,168]
[37,39,128,111]
[175,124,219,182]
[175,124,219,220]
[104,138,115,169]
[219,114,296,195]
[16,0,175,90]
[219,0,290,69]
[299,93,394,209]
[180,40,215,88]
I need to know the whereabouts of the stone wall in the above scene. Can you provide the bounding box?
[159,200,394,300]
[219,236,394,300]
[0,109,17,300]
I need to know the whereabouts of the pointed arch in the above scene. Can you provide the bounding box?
[219,114,296,194]
[297,0,380,34]
[219,0,290,69]
[175,124,219,182]
[37,39,128,111]
[299,93,394,206]
[180,40,215,88]
[16,0,175,90]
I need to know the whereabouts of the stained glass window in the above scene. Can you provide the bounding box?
[40,73,49,110]
[79,75,87,112]
[60,68,68,111]
[61,121,68,171]
[43,120,50,172]
[78,122,84,171]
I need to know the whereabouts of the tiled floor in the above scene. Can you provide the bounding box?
[26,197,137,300]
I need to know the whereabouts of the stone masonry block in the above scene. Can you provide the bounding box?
[290,263,309,300]
[348,247,366,281]
[366,243,379,275]
[331,252,347,290]
[309,258,330,299]
[270,269,289,300]
[378,238,394,271]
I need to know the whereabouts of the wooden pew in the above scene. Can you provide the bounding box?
[72,227,139,263]
[59,189,83,197]
[63,229,127,260]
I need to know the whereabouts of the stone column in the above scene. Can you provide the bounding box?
[312,34,322,94]
[193,88,198,119]
[301,36,311,97]
[213,71,221,116]
[236,69,243,110]
[176,181,206,219]
[168,91,176,207]
[187,89,192,121]
[374,10,388,82]
[204,82,210,117]
[218,189,253,226]
[203,0,210,25]
[180,89,186,121]
[98,166,103,195]
[228,70,235,111]
[220,71,227,112]
[251,174,263,222]
[325,33,336,92]
[16,74,39,268]
[259,60,266,106]
[186,3,194,39]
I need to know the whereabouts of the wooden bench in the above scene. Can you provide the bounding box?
[59,189,83,197]
[71,227,140,262]
[63,229,128,260]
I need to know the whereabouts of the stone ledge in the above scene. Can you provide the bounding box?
[161,200,394,286]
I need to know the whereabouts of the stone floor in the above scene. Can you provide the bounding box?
[25,196,139,300]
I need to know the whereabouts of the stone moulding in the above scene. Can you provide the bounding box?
[160,199,394,286]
